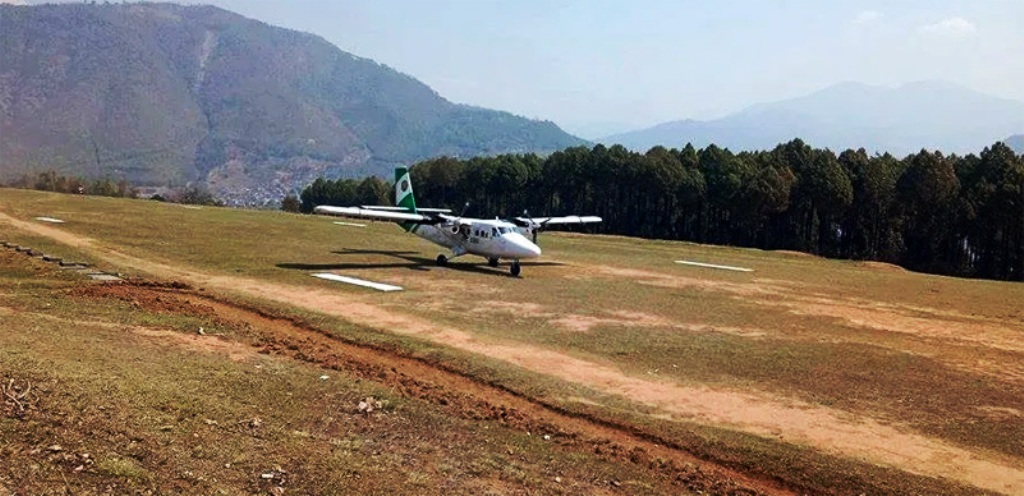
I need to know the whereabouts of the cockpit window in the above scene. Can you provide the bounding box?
[498,227,509,235]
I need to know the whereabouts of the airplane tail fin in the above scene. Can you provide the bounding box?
[394,167,417,213]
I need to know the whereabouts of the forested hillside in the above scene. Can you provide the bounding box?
[0,3,584,205]
[303,140,1024,281]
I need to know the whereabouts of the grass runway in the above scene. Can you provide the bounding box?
[2,188,1023,495]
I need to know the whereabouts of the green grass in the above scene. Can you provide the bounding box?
[96,457,151,483]
[3,188,1023,495]
[0,253,684,494]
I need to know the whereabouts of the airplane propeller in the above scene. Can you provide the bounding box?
[446,202,472,235]
[440,201,471,234]
[521,209,547,243]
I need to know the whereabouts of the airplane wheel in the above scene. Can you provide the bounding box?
[488,257,499,268]
[510,262,521,277]
[436,254,448,266]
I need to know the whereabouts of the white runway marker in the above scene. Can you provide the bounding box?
[311,273,403,292]
[333,221,367,228]
[675,260,754,272]
[35,217,65,223]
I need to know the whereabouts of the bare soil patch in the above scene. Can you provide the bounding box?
[592,266,783,298]
[857,261,907,272]
[129,327,258,362]
[772,250,817,258]
[466,300,763,336]
[469,300,679,333]
[975,406,1024,421]
[781,298,1024,353]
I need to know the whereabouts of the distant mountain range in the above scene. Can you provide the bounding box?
[1005,135,1024,154]
[602,81,1024,156]
[0,3,584,205]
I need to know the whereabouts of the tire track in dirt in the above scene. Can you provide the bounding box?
[5,212,1024,494]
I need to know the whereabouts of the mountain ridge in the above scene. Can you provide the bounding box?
[602,81,1024,155]
[1004,135,1024,154]
[0,2,585,205]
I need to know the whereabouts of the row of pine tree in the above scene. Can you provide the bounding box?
[300,139,1024,281]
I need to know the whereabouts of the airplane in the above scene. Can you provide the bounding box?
[313,167,601,277]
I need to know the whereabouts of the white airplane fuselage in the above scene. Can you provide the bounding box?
[410,219,541,261]
[313,166,600,276]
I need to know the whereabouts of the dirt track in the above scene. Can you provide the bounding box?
[4,212,1024,494]
[70,281,773,496]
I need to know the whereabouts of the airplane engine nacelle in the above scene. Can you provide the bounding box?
[450,225,461,235]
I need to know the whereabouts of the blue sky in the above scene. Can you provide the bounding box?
[18,0,1024,137]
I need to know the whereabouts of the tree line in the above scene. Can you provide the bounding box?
[4,170,138,198]
[2,170,224,206]
[309,139,1023,281]
[297,176,391,214]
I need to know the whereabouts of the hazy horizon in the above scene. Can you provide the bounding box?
[13,0,1024,138]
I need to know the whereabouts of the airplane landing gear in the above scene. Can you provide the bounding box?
[488,257,499,268]
[436,254,448,266]
[510,261,521,277]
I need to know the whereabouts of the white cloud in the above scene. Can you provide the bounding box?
[917,17,978,38]
[852,10,883,25]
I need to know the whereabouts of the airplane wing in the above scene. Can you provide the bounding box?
[361,206,453,214]
[436,214,475,226]
[513,215,602,226]
[314,206,439,223]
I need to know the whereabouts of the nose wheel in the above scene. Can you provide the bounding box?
[510,261,521,277]
[436,254,448,266]
[488,257,499,268]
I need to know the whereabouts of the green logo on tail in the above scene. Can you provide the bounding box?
[395,167,418,232]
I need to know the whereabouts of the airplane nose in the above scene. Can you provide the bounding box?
[514,237,541,258]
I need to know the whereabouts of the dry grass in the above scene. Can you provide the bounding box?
[0,251,689,494]
[3,188,1023,495]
